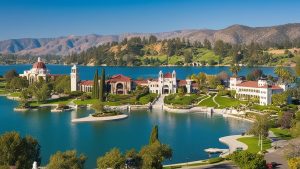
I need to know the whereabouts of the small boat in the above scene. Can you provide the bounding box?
[204,148,228,154]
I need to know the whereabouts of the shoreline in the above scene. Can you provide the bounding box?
[163,104,254,123]
[0,63,291,68]
[71,114,128,123]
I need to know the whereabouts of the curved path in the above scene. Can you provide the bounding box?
[219,135,252,156]
[197,94,211,105]
[212,94,220,107]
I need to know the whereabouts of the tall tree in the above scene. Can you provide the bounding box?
[203,39,212,50]
[0,132,41,169]
[149,125,159,144]
[47,150,86,169]
[97,148,125,169]
[229,64,241,77]
[92,69,99,99]
[99,68,105,102]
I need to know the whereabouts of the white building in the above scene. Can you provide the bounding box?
[148,70,194,95]
[20,57,49,84]
[229,77,284,105]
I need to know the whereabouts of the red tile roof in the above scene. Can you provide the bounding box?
[236,81,259,88]
[236,81,282,90]
[134,79,148,86]
[163,72,172,78]
[109,74,131,82]
[79,80,94,86]
[178,80,187,86]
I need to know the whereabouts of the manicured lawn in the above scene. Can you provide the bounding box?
[10,92,21,97]
[29,97,74,106]
[270,128,292,140]
[215,95,247,108]
[198,94,217,107]
[250,104,281,112]
[164,94,199,106]
[74,93,157,106]
[74,99,101,105]
[237,137,272,153]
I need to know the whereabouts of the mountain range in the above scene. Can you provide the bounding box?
[1,23,300,56]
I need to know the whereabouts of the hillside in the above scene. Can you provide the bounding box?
[1,23,300,56]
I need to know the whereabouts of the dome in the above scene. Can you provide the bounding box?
[32,57,46,69]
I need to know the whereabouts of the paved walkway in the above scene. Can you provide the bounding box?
[186,161,239,169]
[219,135,251,156]
[197,94,210,105]
[152,95,165,109]
[212,94,220,107]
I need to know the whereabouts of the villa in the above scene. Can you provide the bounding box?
[229,77,287,105]
[19,57,61,84]
[19,57,49,84]
[70,65,197,95]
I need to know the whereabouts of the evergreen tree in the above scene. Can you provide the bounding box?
[99,68,105,102]
[149,125,159,144]
[92,69,99,99]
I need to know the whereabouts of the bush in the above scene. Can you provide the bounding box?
[229,151,266,169]
[288,157,300,169]
[207,157,223,164]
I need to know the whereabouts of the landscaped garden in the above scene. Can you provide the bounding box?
[270,127,292,140]
[237,137,272,153]
[198,94,218,107]
[215,95,247,108]
[164,93,200,106]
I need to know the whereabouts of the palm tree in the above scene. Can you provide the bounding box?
[230,64,241,77]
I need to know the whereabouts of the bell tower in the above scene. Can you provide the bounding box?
[71,65,79,91]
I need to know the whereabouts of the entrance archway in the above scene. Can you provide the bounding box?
[116,83,124,94]
[163,85,170,94]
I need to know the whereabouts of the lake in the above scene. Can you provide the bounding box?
[0,65,268,168]
[0,64,278,80]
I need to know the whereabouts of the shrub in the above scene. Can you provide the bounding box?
[208,157,223,164]
[288,157,300,169]
[229,151,266,169]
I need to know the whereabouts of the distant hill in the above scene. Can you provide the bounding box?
[1,23,300,56]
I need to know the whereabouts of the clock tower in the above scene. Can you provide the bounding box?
[71,65,79,91]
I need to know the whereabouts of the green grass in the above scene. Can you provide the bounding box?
[237,137,272,153]
[29,97,74,106]
[250,104,281,112]
[164,94,199,106]
[168,55,184,65]
[270,128,292,140]
[193,48,220,63]
[163,157,224,169]
[198,94,217,107]
[215,95,247,108]
[9,92,21,97]
[74,93,157,106]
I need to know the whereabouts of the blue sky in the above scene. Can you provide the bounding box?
[1,0,300,40]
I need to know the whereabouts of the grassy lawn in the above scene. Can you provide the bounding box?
[198,94,217,107]
[215,95,247,108]
[270,128,292,140]
[237,137,272,153]
[74,93,157,106]
[9,92,21,97]
[163,157,224,169]
[250,104,281,112]
[193,48,220,63]
[29,97,74,106]
[164,94,199,106]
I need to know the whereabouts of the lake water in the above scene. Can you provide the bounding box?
[0,65,266,168]
[0,97,250,168]
[0,64,277,80]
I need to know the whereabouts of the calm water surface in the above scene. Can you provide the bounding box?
[0,97,250,168]
[0,65,259,168]
[0,64,277,80]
